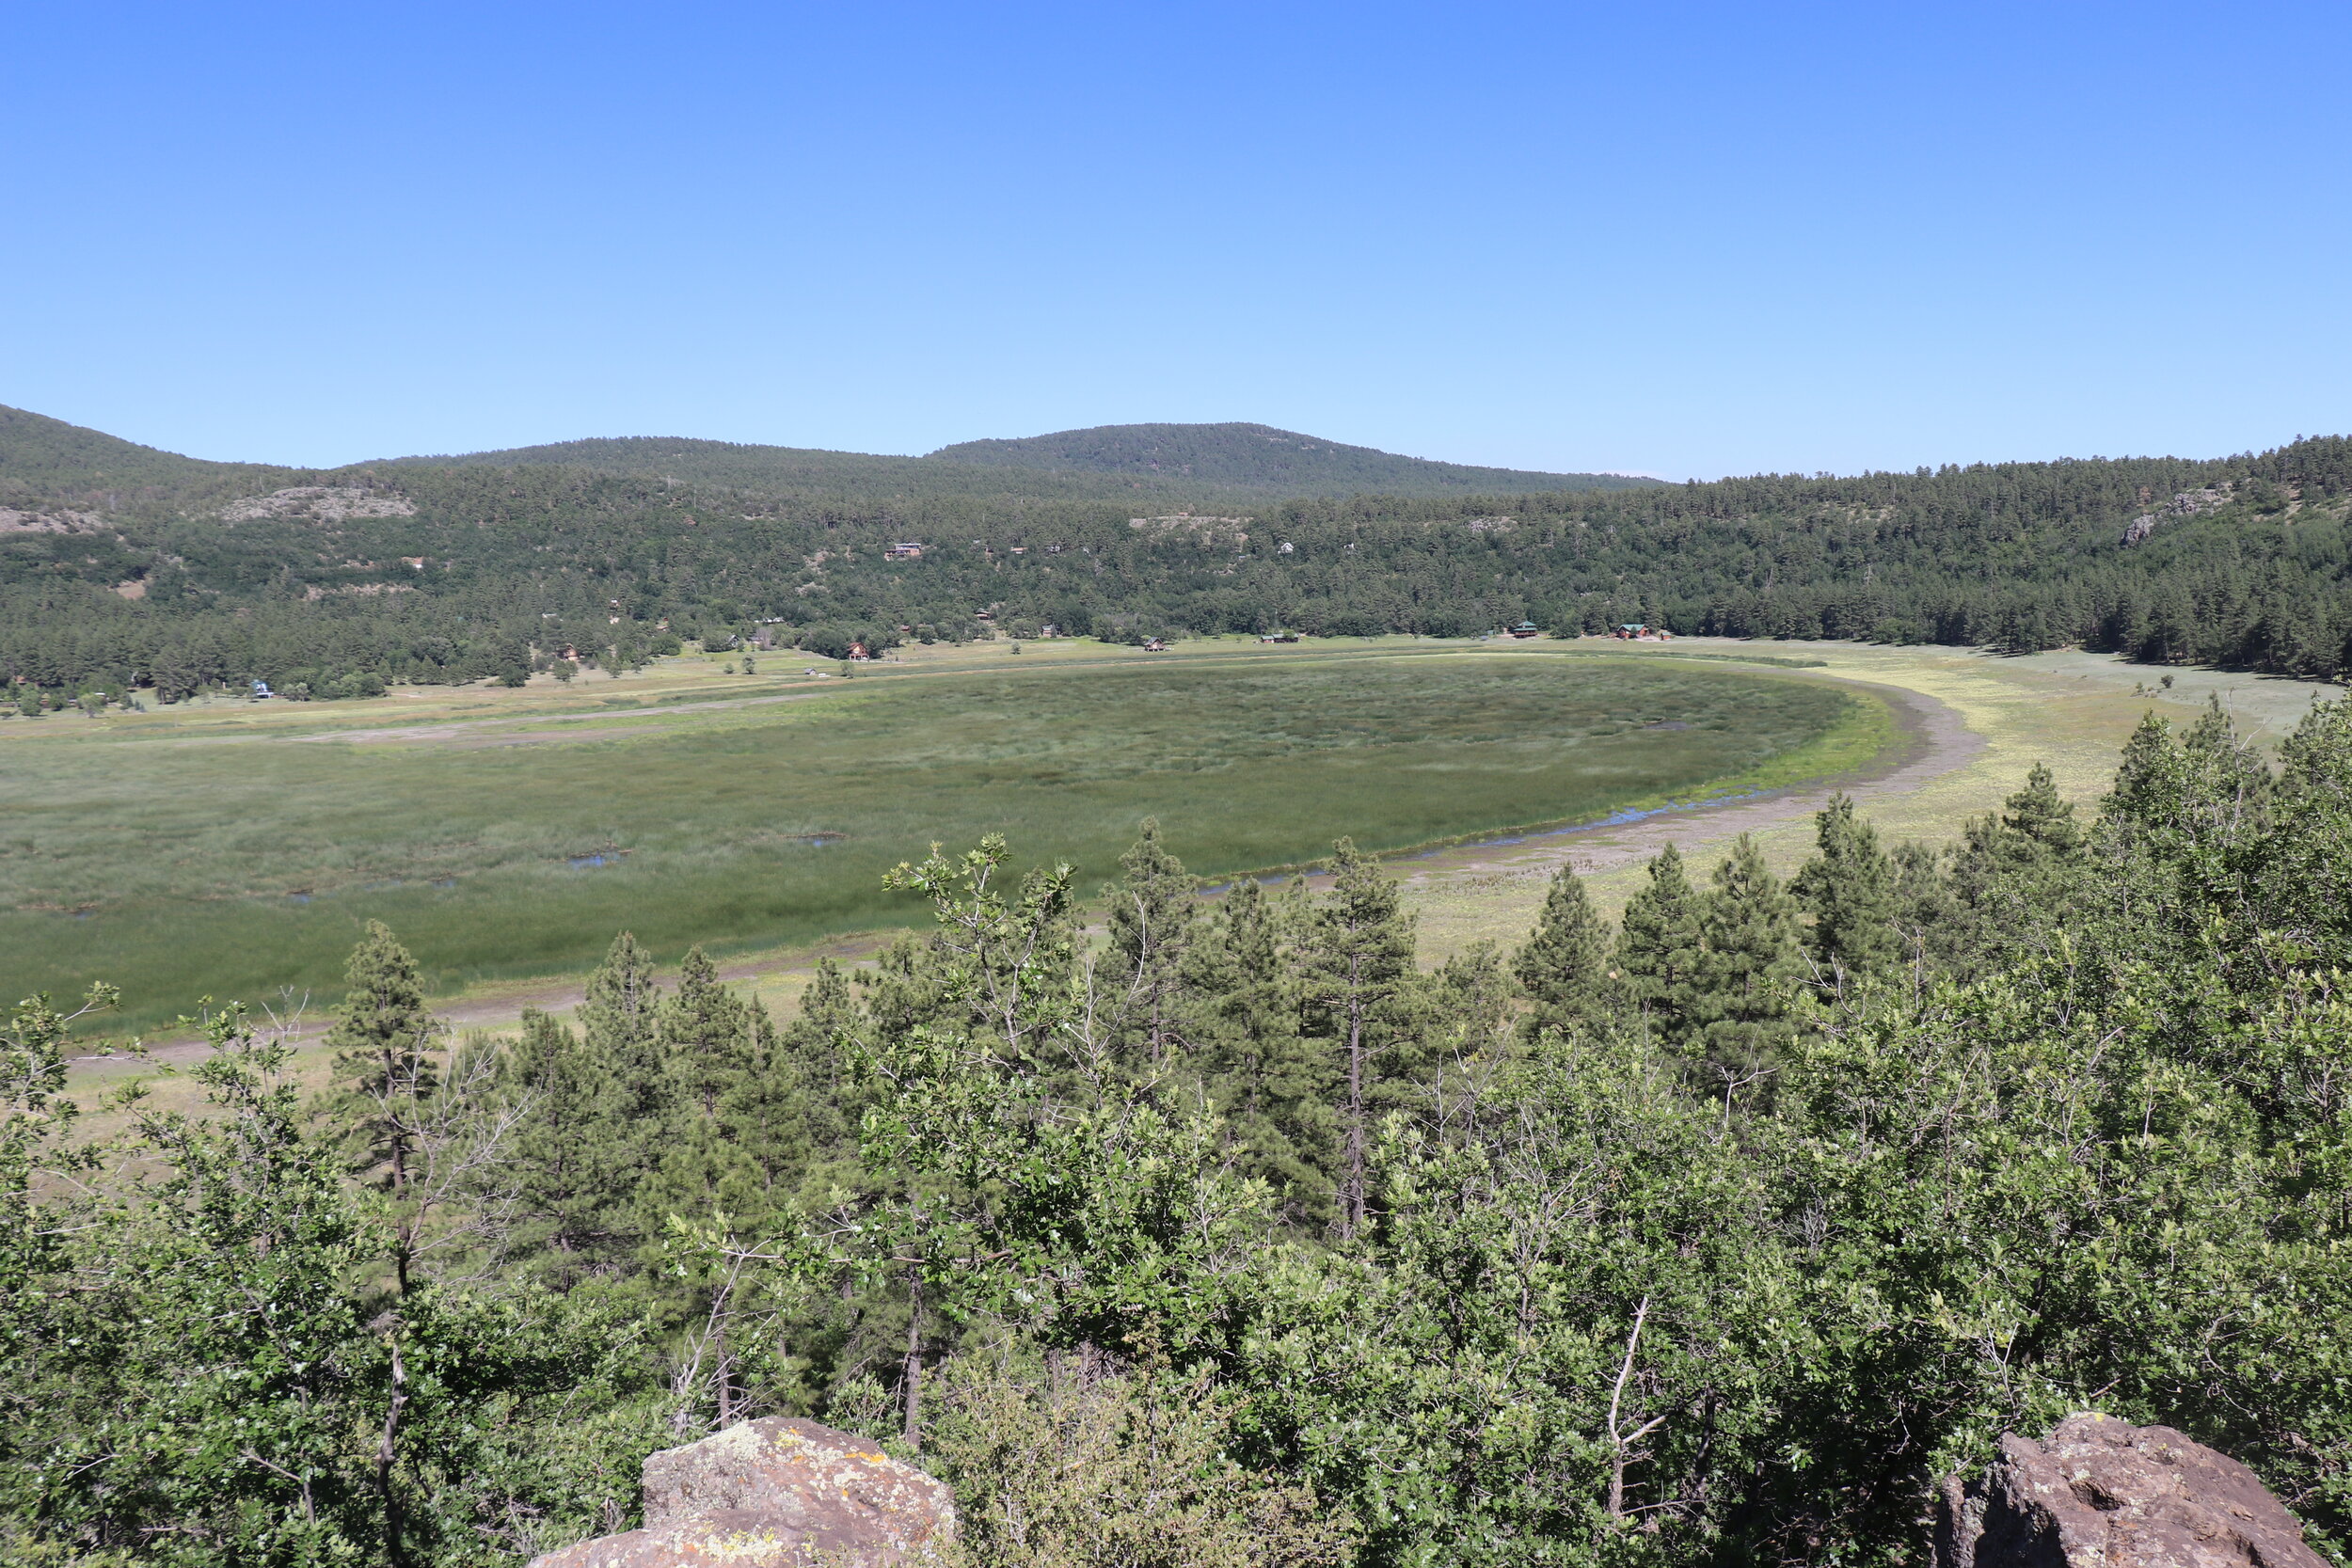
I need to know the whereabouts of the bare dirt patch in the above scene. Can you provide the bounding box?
[219,486,416,522]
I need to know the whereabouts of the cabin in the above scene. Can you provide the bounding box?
[1142,638,1168,652]
[1260,631,1300,643]
[848,641,871,661]
[883,541,924,561]
[1612,624,1674,641]
[1507,621,1540,639]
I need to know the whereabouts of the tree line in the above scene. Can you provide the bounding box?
[10,692,2352,1565]
[4,436,2350,705]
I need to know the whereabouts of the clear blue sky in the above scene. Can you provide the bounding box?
[4,1,2346,480]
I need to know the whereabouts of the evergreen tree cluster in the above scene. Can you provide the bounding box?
[5,427,2352,706]
[15,693,2352,1563]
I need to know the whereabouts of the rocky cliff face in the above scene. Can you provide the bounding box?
[530,1418,955,1568]
[1933,1414,2326,1568]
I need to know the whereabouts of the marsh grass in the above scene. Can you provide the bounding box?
[2,653,1877,1027]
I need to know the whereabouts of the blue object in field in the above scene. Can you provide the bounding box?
[251,679,273,698]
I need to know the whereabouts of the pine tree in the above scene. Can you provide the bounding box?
[1691,835,1804,1072]
[636,951,772,1227]
[505,1007,628,1280]
[1422,941,1516,1068]
[1102,818,1202,1084]
[578,931,665,1130]
[1199,878,1337,1227]
[2003,761,2086,859]
[661,947,755,1125]
[764,958,869,1212]
[713,1005,791,1208]
[1788,793,1900,989]
[1300,840,1417,1238]
[1614,844,1705,1046]
[1891,839,1961,972]
[323,921,438,1291]
[1512,863,1615,1040]
[1949,763,2094,967]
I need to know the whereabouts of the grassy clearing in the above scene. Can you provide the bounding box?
[4,648,1878,1030]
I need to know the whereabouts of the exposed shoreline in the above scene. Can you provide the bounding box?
[1391,669,1979,892]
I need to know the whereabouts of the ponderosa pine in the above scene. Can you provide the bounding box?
[1512,863,1615,1040]
[323,920,438,1291]
[1789,792,1901,989]
[1102,817,1203,1084]
[505,1007,630,1278]
[1198,877,1338,1227]
[1615,843,1705,1047]
[1300,839,1416,1238]
[1692,833,1804,1074]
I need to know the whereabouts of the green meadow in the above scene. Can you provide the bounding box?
[0,651,1884,1027]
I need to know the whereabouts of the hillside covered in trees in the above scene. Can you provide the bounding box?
[11,700,2352,1565]
[924,420,1648,493]
[394,421,1655,504]
[2,402,2349,705]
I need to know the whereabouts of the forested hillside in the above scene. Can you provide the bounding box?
[926,420,1653,493]
[386,436,1235,505]
[0,404,292,506]
[12,702,2352,1564]
[392,422,1652,503]
[2,401,2349,705]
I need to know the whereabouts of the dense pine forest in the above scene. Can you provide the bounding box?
[10,697,2352,1565]
[4,404,2350,705]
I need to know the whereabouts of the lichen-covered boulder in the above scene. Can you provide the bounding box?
[1932,1413,2326,1568]
[531,1418,955,1568]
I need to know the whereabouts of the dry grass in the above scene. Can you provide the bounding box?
[1402,639,2340,961]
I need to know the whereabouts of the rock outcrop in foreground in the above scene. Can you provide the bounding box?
[1933,1413,2326,1568]
[530,1418,955,1568]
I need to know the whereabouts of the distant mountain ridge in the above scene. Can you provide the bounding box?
[380,435,1183,503]
[0,404,1655,504]
[394,421,1656,500]
[928,421,1655,494]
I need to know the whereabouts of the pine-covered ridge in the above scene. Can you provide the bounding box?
[2,399,2348,703]
[924,420,1658,494]
[388,422,1656,501]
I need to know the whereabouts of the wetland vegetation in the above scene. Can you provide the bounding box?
[1,652,1881,1027]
